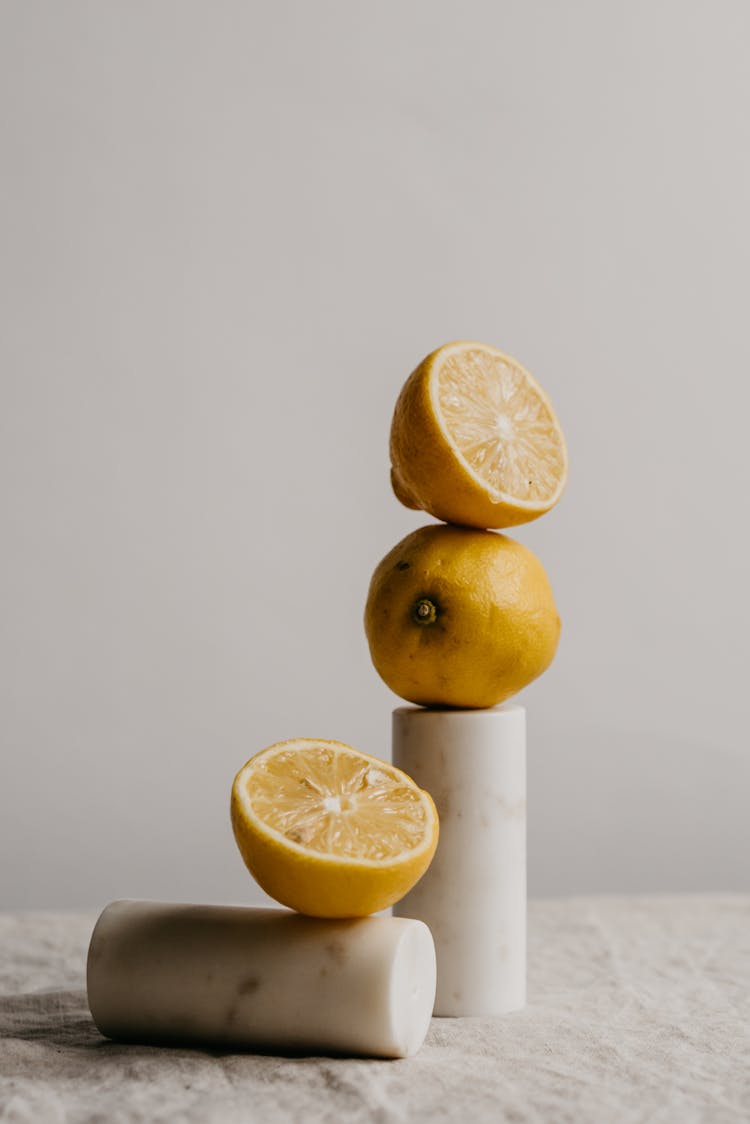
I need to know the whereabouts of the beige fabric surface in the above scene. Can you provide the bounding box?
[1,896,748,1123]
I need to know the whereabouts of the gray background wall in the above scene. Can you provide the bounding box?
[2,1,748,910]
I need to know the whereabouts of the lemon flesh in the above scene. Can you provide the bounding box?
[437,344,565,506]
[231,739,439,918]
[246,743,430,860]
[390,340,568,529]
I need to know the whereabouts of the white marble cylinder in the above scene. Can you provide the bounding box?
[392,705,526,1016]
[87,900,436,1058]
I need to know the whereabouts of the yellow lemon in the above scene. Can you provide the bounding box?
[390,340,568,529]
[364,524,560,709]
[231,738,439,918]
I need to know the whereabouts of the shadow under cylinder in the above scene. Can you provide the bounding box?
[392,704,526,1017]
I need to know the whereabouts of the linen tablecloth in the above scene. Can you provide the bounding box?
[1,895,748,1123]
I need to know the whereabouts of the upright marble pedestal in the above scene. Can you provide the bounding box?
[392,705,526,1016]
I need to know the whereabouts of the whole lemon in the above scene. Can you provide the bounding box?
[364,524,560,709]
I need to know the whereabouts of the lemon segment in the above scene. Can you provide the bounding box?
[231,739,439,918]
[390,340,568,529]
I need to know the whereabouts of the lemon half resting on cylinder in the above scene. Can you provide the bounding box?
[231,739,439,918]
[390,340,568,529]
[364,523,560,709]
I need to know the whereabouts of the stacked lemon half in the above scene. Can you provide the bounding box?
[389,340,567,530]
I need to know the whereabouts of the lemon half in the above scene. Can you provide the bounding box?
[390,340,568,529]
[231,739,439,918]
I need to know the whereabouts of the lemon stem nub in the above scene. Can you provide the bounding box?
[412,598,438,626]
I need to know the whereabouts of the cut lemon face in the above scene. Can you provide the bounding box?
[390,340,568,529]
[231,739,439,918]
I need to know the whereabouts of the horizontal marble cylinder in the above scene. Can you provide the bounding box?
[392,705,526,1016]
[87,900,436,1058]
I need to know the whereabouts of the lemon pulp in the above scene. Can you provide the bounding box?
[245,744,430,862]
[436,344,565,507]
